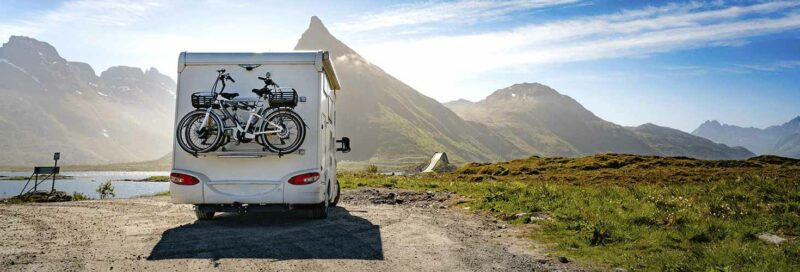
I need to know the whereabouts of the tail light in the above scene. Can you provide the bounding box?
[170,172,199,185]
[289,172,320,185]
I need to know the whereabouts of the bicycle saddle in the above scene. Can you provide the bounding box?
[219,92,239,99]
[252,88,269,96]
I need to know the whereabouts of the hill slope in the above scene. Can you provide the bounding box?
[0,36,174,165]
[629,123,754,160]
[445,83,752,160]
[295,17,519,163]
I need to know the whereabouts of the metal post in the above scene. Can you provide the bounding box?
[51,152,59,193]
[34,174,38,191]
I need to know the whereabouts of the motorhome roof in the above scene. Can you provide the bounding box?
[178,51,340,91]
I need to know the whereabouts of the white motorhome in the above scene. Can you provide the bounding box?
[170,51,348,220]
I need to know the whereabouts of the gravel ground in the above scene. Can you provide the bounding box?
[0,188,582,271]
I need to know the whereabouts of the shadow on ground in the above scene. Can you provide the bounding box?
[148,207,383,260]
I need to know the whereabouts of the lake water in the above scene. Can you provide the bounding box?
[0,171,170,199]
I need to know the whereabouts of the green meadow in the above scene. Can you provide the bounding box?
[339,154,800,271]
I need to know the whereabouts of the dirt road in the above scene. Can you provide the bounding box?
[0,188,579,271]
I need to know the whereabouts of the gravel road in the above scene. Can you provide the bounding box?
[0,188,580,271]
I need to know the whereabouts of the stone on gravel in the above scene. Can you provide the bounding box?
[558,256,570,263]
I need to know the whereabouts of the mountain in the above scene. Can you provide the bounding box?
[693,117,800,158]
[444,83,655,156]
[629,123,754,160]
[295,17,751,162]
[0,36,175,165]
[1,18,757,166]
[773,133,800,158]
[295,17,519,163]
[444,83,753,160]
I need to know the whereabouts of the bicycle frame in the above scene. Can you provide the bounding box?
[191,69,296,147]
[198,96,285,141]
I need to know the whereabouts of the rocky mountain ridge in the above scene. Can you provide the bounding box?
[693,117,800,158]
[0,35,175,165]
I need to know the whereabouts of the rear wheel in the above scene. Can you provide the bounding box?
[194,205,215,220]
[177,110,225,154]
[330,179,340,207]
[259,109,306,154]
[310,202,328,219]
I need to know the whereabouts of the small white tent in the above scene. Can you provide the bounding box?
[422,152,449,173]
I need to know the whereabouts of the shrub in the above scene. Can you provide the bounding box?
[71,192,91,201]
[96,181,115,199]
[366,164,379,174]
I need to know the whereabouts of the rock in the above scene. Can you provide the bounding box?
[529,211,552,222]
[758,233,787,244]
[613,268,628,272]
[426,191,435,198]
[514,213,529,219]
[558,256,569,263]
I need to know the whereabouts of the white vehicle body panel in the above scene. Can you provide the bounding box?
[170,51,340,205]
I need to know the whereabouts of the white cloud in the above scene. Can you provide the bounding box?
[0,0,300,79]
[660,59,800,76]
[347,1,800,101]
[736,60,800,72]
[1,0,164,36]
[41,0,164,27]
[333,0,582,33]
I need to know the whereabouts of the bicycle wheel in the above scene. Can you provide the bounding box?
[259,109,306,154]
[176,110,225,154]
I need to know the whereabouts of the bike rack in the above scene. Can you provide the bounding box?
[201,149,304,158]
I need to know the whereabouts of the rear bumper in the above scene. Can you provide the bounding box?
[170,169,326,205]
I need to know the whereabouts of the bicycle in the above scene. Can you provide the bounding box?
[176,69,306,156]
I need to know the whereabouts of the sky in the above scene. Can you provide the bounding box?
[0,0,798,132]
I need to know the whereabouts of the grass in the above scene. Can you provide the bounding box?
[142,175,169,182]
[71,192,91,201]
[338,154,800,271]
[1,190,90,203]
[154,191,170,196]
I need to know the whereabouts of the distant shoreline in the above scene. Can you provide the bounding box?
[0,154,171,172]
[0,175,168,182]
[0,175,73,181]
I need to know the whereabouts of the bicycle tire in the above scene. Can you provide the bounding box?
[258,109,306,154]
[176,109,225,154]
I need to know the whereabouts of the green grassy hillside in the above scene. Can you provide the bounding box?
[340,154,800,271]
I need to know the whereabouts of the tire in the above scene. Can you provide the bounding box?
[195,206,215,220]
[259,109,306,154]
[176,109,225,154]
[330,179,340,207]
[310,202,328,219]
